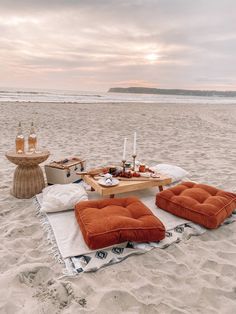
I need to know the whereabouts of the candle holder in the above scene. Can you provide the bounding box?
[121,159,126,173]
[132,154,137,171]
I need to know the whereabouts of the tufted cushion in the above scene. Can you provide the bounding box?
[156,182,236,229]
[75,197,165,249]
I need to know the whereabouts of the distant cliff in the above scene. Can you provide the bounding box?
[108,87,236,97]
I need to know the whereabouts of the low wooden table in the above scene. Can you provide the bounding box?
[81,174,171,198]
[5,150,50,199]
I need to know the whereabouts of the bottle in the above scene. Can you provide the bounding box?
[15,122,25,154]
[28,122,37,152]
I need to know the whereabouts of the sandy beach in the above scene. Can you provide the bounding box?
[0,101,236,313]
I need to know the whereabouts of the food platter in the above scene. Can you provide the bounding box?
[116,174,164,181]
[79,164,167,183]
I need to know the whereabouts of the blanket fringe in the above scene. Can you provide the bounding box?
[34,197,65,266]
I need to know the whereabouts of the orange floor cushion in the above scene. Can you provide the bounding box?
[75,197,166,250]
[156,182,236,229]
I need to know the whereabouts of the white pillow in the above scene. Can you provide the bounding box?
[150,164,189,183]
[40,183,88,213]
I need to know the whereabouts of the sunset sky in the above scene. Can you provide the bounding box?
[0,0,235,92]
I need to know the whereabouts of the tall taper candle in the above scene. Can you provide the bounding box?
[133,132,137,155]
[122,138,127,160]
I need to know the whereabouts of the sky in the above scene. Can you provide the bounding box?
[0,0,236,92]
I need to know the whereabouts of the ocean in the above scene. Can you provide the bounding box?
[0,87,236,104]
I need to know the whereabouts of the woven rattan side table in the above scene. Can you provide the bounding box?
[6,150,50,199]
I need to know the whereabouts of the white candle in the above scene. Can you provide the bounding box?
[133,132,137,155]
[122,138,127,160]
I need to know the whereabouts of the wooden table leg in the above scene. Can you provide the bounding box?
[158,185,163,192]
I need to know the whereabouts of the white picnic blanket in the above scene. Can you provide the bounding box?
[36,187,191,259]
[35,187,236,275]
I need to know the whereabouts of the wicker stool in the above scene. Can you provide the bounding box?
[6,151,50,199]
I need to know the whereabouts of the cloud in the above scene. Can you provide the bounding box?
[0,0,236,90]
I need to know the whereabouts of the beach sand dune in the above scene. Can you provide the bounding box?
[0,101,236,313]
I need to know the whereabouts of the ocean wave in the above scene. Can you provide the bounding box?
[0,88,236,104]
